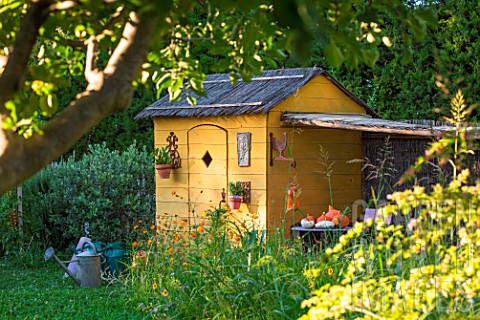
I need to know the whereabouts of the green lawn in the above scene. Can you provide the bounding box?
[0,258,146,320]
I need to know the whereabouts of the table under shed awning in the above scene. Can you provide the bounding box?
[280,112,449,137]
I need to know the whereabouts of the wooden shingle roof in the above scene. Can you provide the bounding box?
[135,67,378,119]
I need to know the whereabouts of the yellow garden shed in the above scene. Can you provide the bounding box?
[136,67,389,232]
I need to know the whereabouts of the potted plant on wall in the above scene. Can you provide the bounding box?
[153,147,172,179]
[228,181,243,210]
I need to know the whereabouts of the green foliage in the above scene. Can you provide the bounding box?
[228,181,243,196]
[5,142,155,249]
[0,0,436,136]
[152,146,171,165]
[65,84,155,156]
[300,0,480,120]
[270,0,436,68]
[301,91,480,319]
[126,206,315,319]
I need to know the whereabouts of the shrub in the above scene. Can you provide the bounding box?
[1,142,155,251]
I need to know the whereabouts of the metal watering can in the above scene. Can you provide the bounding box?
[44,241,102,288]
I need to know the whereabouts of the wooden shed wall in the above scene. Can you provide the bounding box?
[154,115,268,228]
[266,74,365,231]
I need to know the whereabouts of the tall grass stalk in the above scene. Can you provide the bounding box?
[124,207,329,319]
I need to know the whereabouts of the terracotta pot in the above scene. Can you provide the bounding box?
[156,164,172,179]
[228,195,243,210]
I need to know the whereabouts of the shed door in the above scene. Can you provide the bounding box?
[188,125,228,215]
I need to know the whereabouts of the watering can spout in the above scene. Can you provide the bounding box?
[44,247,81,286]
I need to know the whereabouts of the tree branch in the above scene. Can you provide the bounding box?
[49,0,77,12]
[171,36,214,42]
[0,0,53,113]
[84,36,103,90]
[94,5,126,35]
[0,54,7,75]
[0,12,158,195]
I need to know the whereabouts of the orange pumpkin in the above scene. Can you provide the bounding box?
[325,211,337,221]
[325,206,341,220]
[316,214,329,223]
[332,214,350,228]
[328,205,340,214]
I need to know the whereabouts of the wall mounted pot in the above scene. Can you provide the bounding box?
[228,195,243,210]
[156,164,172,179]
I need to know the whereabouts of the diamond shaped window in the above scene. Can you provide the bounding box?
[202,151,213,167]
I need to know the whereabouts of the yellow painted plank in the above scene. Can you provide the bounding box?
[189,187,224,201]
[226,128,267,144]
[243,190,268,206]
[294,83,353,100]
[189,146,224,161]
[189,143,227,157]
[268,160,362,175]
[155,172,188,187]
[188,161,227,174]
[185,188,268,206]
[156,186,189,199]
[266,143,362,160]
[268,188,361,204]
[189,174,227,188]
[154,114,267,131]
[156,201,189,216]
[155,128,268,142]
[266,181,361,198]
[266,125,363,143]
[227,158,267,173]
[309,75,334,84]
[225,174,266,189]
[190,203,224,218]
[267,174,361,190]
[226,142,266,159]
[293,143,361,157]
[274,95,355,112]
[189,128,228,144]
[154,130,188,146]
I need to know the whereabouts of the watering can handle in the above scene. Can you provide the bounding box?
[81,241,98,254]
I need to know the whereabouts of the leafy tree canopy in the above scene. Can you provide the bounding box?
[0,0,436,194]
[300,0,478,120]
